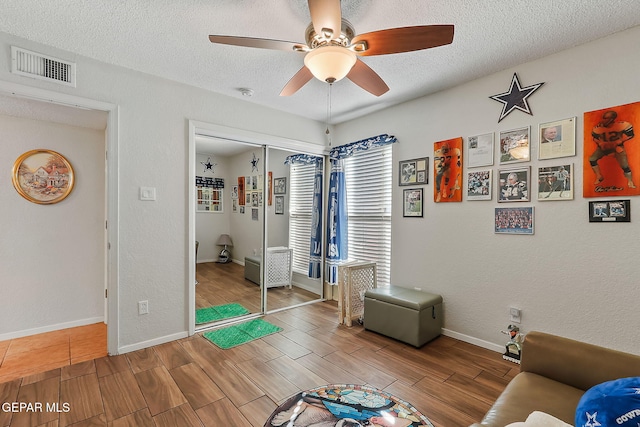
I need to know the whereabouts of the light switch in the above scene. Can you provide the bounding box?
[140,187,156,201]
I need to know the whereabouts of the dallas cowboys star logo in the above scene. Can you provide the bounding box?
[200,157,216,174]
[585,411,601,427]
[250,153,259,172]
[490,73,544,122]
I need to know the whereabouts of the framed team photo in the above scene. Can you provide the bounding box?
[583,101,640,198]
[434,137,463,203]
[538,117,576,160]
[537,164,573,201]
[499,126,530,164]
[495,207,535,235]
[498,167,531,202]
[466,169,492,201]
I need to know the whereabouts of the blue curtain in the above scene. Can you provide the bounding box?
[285,154,323,278]
[326,134,397,284]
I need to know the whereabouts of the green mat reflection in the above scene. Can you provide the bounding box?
[203,318,282,349]
[196,303,250,324]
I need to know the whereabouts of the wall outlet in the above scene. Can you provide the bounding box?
[509,307,521,323]
[138,300,149,315]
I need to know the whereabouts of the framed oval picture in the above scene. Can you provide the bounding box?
[12,149,75,204]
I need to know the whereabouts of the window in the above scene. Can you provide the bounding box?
[344,145,392,286]
[288,163,316,273]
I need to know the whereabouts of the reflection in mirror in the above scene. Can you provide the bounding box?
[265,147,324,312]
[194,136,265,329]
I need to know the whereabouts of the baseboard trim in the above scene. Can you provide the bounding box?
[117,331,189,355]
[0,316,105,342]
[442,328,504,353]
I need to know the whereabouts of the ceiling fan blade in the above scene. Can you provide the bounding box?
[308,0,342,39]
[209,35,305,52]
[346,59,389,96]
[351,25,454,56]
[280,66,314,96]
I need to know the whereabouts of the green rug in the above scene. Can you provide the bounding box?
[196,303,250,324]
[203,318,282,349]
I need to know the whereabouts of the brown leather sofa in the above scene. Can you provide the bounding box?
[471,330,640,426]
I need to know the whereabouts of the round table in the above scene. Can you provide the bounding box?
[264,384,434,427]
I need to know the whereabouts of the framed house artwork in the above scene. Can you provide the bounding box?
[467,133,494,167]
[495,207,534,235]
[583,101,640,198]
[399,157,429,186]
[538,117,576,160]
[433,137,463,203]
[499,126,530,164]
[537,164,573,201]
[467,169,492,201]
[498,167,530,202]
[403,188,423,217]
[12,149,75,205]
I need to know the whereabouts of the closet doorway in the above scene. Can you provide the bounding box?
[189,121,326,334]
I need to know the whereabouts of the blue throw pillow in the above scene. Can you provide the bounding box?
[575,377,640,427]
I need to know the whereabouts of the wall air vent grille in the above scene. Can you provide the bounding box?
[11,46,76,87]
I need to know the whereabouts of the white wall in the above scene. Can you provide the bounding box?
[334,26,640,354]
[0,115,105,339]
[0,31,327,351]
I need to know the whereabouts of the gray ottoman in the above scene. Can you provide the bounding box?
[364,287,442,347]
[244,256,261,284]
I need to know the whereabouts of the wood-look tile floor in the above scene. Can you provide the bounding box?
[0,323,107,385]
[0,299,517,427]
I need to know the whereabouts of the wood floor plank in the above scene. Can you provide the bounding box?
[66,413,106,426]
[196,398,252,427]
[323,351,397,390]
[134,366,187,416]
[0,379,21,426]
[235,358,300,403]
[61,360,96,381]
[152,341,193,370]
[108,409,154,427]
[95,355,130,378]
[98,370,147,422]
[414,372,491,421]
[125,348,162,374]
[259,332,311,360]
[295,353,364,385]
[199,360,265,407]
[282,330,336,357]
[152,403,203,427]
[60,373,104,426]
[238,396,278,427]
[12,376,60,426]
[265,356,329,392]
[169,363,225,409]
[349,347,430,386]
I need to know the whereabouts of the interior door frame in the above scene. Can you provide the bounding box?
[0,80,120,355]
[188,120,326,335]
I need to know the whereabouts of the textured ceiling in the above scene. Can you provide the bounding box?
[1,1,640,125]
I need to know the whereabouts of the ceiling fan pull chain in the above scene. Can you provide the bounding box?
[326,83,332,145]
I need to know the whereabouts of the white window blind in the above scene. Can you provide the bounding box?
[344,145,392,286]
[288,163,316,274]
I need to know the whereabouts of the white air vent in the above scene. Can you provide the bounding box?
[11,46,76,87]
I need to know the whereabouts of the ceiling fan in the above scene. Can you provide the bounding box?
[209,0,454,97]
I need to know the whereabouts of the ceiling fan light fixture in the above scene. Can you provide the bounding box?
[304,45,356,83]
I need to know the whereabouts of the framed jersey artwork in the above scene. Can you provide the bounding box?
[583,101,640,198]
[434,137,463,203]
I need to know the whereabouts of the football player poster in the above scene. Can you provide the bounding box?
[583,101,640,198]
[434,137,463,203]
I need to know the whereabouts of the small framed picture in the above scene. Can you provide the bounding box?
[589,200,630,222]
[274,177,286,194]
[239,206,245,214]
[231,185,238,199]
[275,195,284,214]
[499,126,530,164]
[495,207,535,235]
[498,167,531,202]
[538,117,576,160]
[399,157,429,186]
[403,188,423,217]
[467,133,494,167]
[537,164,573,201]
[251,208,259,221]
[467,169,492,201]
